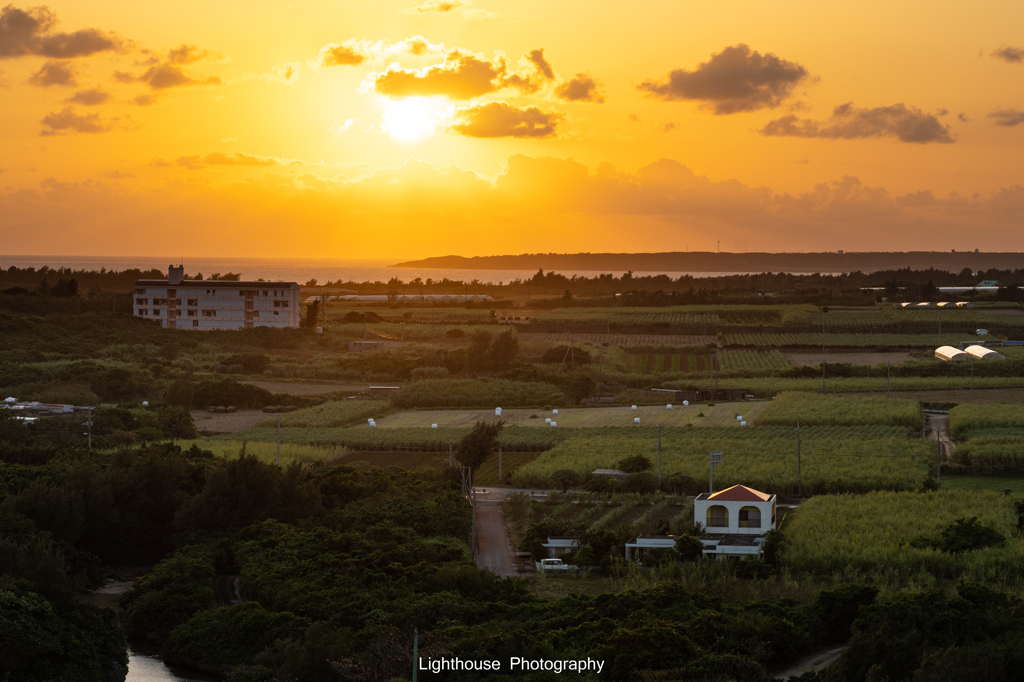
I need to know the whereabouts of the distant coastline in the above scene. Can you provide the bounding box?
[391,251,1024,273]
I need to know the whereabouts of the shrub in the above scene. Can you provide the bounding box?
[616,454,653,473]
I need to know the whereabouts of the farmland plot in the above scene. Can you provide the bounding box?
[949,403,1024,439]
[781,490,1024,577]
[518,333,716,347]
[725,332,986,347]
[511,425,930,494]
[784,352,911,367]
[756,392,923,428]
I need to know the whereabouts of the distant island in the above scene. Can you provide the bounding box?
[391,251,1024,273]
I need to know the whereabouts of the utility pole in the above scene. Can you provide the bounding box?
[887,363,891,399]
[821,306,828,393]
[796,420,802,498]
[412,628,419,682]
[936,428,943,489]
[276,414,281,466]
[86,407,94,449]
[657,425,663,489]
[498,433,503,486]
[363,311,367,340]
[448,442,453,467]
[970,366,975,401]
[709,450,723,494]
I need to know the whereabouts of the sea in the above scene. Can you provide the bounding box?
[0,255,769,285]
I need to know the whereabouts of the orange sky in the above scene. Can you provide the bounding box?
[2,0,1024,259]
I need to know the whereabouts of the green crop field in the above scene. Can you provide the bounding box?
[511,425,929,495]
[949,403,1024,439]
[951,435,1024,471]
[719,349,791,373]
[391,379,567,408]
[173,440,348,465]
[531,304,820,326]
[264,400,391,428]
[665,375,1024,395]
[725,332,986,347]
[780,490,1024,578]
[756,392,923,428]
[942,475,1024,494]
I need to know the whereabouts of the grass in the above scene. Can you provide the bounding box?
[259,400,390,428]
[372,403,769,429]
[511,425,930,495]
[665,375,1024,395]
[756,392,923,428]
[174,439,348,465]
[941,476,1024,494]
[780,490,1024,578]
[949,403,1024,439]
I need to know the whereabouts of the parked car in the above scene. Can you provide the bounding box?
[535,558,575,572]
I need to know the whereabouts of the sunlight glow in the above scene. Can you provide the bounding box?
[380,97,447,143]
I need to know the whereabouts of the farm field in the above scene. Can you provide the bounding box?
[949,403,1024,439]
[190,409,275,434]
[530,304,819,326]
[238,380,364,396]
[755,393,923,428]
[942,475,1024,494]
[625,349,789,375]
[667,375,1024,395]
[511,425,929,494]
[842,387,1024,404]
[780,490,1024,577]
[518,333,715,347]
[372,402,769,429]
[725,332,987,347]
[783,352,912,367]
[174,439,348,465]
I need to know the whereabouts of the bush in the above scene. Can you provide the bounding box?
[621,472,657,494]
[166,602,307,667]
[616,454,653,473]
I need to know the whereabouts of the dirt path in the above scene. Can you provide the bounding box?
[776,646,847,679]
[473,489,519,578]
[926,412,956,460]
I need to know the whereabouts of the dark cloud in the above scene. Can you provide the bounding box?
[312,42,365,67]
[65,86,109,105]
[373,48,539,99]
[958,112,970,123]
[40,106,116,135]
[175,152,280,170]
[661,122,678,132]
[988,108,1024,127]
[448,101,560,138]
[133,92,158,106]
[637,44,808,114]
[527,48,553,79]
[414,0,466,11]
[167,44,213,65]
[27,59,74,86]
[103,170,134,179]
[555,73,605,103]
[760,103,955,144]
[118,62,221,90]
[0,4,120,59]
[991,46,1024,64]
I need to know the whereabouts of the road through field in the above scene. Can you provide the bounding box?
[473,489,520,577]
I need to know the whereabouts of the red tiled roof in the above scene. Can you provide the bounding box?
[708,485,771,502]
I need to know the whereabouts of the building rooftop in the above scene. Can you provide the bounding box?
[135,279,299,288]
[707,485,772,502]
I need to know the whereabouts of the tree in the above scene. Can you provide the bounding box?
[305,300,320,328]
[456,421,502,473]
[466,332,492,373]
[489,330,519,370]
[551,469,580,493]
[616,454,653,473]
[556,372,596,405]
[675,534,705,562]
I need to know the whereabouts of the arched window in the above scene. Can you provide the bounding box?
[706,505,729,527]
[739,506,762,528]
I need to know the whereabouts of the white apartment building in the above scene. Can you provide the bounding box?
[133,265,301,330]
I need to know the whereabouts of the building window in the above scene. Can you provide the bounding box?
[706,505,729,528]
[253,311,260,318]
[239,290,246,296]
[136,298,147,305]
[262,290,269,297]
[206,289,214,295]
[192,320,199,327]
[187,310,197,317]
[187,299,197,306]
[134,288,146,295]
[153,299,167,306]
[738,507,762,528]
[273,301,289,308]
[138,309,148,315]
[203,310,216,317]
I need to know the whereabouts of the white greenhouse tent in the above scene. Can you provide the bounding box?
[964,345,1005,361]
[935,346,969,362]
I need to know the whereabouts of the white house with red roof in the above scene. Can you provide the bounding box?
[694,484,776,559]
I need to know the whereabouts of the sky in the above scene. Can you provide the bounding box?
[2,0,1024,260]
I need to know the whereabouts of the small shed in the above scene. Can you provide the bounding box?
[935,346,969,362]
[964,345,1005,361]
[541,537,580,558]
[624,536,676,562]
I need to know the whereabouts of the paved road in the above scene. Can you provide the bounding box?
[473,488,522,577]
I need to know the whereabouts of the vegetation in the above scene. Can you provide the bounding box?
[949,403,1024,439]
[391,378,567,408]
[756,392,924,428]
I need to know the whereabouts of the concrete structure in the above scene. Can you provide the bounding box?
[935,346,969,362]
[305,294,494,303]
[541,537,580,558]
[134,265,300,330]
[964,345,1005,360]
[624,536,676,562]
[592,469,628,481]
[368,386,401,396]
[694,485,776,560]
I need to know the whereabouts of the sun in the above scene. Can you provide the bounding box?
[380,97,447,143]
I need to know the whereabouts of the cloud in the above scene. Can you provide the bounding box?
[264,61,300,85]
[991,46,1024,64]
[117,62,221,90]
[0,4,121,59]
[65,86,109,105]
[958,112,970,123]
[167,44,214,65]
[40,106,121,135]
[329,119,357,136]
[103,170,134,179]
[133,92,159,106]
[988,108,1024,127]
[760,102,955,144]
[527,48,553,79]
[27,59,74,86]
[175,152,282,170]
[895,190,935,207]
[308,36,445,71]
[412,0,466,12]
[637,44,808,114]
[372,47,541,99]
[448,101,560,138]
[661,122,678,132]
[555,73,605,103]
